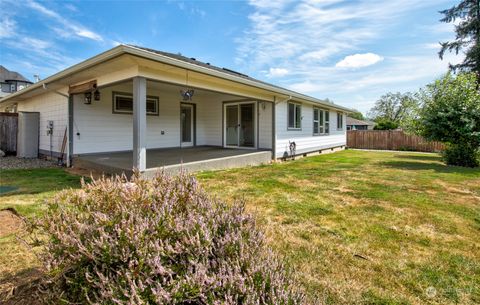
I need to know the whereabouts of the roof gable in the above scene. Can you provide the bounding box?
[0,66,32,83]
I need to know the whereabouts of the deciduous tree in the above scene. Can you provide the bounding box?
[417,73,480,167]
[367,92,418,129]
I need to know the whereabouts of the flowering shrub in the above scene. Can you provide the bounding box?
[31,173,306,304]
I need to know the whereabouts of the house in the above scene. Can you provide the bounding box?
[346,117,375,130]
[0,45,351,176]
[0,66,33,99]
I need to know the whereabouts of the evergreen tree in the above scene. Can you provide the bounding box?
[439,0,480,76]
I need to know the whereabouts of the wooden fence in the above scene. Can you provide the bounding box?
[0,112,18,154]
[347,130,444,152]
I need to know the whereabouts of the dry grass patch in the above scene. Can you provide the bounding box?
[198,150,480,304]
[1,151,479,304]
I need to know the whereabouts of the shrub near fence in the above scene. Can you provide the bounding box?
[347,130,445,152]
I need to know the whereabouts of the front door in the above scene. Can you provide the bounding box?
[224,102,255,148]
[181,104,194,147]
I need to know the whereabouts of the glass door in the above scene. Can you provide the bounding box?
[181,104,194,147]
[224,102,255,148]
[225,105,239,146]
[240,103,254,147]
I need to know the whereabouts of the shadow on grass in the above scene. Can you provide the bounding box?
[380,160,480,174]
[0,168,84,196]
[393,154,442,162]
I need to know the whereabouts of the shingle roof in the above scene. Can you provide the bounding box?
[346,117,374,126]
[129,45,341,107]
[0,66,32,83]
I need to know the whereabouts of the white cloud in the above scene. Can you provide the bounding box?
[235,0,462,113]
[423,43,441,50]
[267,67,289,77]
[0,17,16,38]
[335,53,384,68]
[26,0,103,41]
[288,80,320,93]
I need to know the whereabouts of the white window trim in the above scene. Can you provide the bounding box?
[112,91,159,116]
[313,107,330,136]
[287,102,302,130]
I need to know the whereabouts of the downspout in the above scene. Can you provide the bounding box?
[272,96,277,160]
[272,95,291,160]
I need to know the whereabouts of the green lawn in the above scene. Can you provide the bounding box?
[1,151,479,304]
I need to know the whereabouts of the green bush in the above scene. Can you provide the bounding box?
[442,143,480,167]
[373,119,399,130]
[29,173,307,304]
[417,72,480,167]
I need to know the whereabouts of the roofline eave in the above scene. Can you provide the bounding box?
[0,44,353,112]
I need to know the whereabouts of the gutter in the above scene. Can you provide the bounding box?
[124,46,352,112]
[0,45,125,104]
[0,44,353,113]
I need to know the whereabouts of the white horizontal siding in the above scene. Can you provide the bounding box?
[196,97,223,146]
[258,102,272,149]
[74,83,181,154]
[17,89,68,154]
[73,84,237,154]
[275,101,346,158]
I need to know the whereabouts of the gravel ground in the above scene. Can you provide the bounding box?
[0,157,59,170]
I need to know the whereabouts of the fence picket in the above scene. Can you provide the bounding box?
[347,130,444,152]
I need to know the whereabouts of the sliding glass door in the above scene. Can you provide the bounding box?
[224,102,256,148]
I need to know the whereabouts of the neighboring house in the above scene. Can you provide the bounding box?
[0,45,351,175]
[0,66,33,98]
[346,117,375,130]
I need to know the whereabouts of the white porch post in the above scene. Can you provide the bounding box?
[133,76,147,171]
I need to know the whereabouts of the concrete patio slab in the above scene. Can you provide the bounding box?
[74,146,272,176]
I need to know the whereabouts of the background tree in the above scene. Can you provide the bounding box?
[439,0,480,76]
[348,109,365,121]
[367,92,418,130]
[417,72,480,167]
[373,119,399,130]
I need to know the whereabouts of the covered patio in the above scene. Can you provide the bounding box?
[74,146,272,177]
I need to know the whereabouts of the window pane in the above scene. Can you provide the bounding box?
[146,99,158,114]
[325,122,329,134]
[313,121,319,134]
[115,96,133,112]
[337,113,342,129]
[288,103,295,128]
[295,105,301,128]
[313,109,319,121]
[325,111,329,122]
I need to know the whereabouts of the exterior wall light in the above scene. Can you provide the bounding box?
[94,89,101,101]
[84,92,92,104]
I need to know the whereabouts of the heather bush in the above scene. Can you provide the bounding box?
[29,172,306,304]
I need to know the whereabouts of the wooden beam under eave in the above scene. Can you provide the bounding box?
[68,80,97,94]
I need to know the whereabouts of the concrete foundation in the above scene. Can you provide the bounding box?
[74,146,272,177]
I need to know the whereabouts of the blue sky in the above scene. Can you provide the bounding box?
[0,0,462,114]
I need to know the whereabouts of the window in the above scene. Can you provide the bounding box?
[337,113,343,130]
[313,108,329,135]
[112,92,159,115]
[288,102,301,129]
